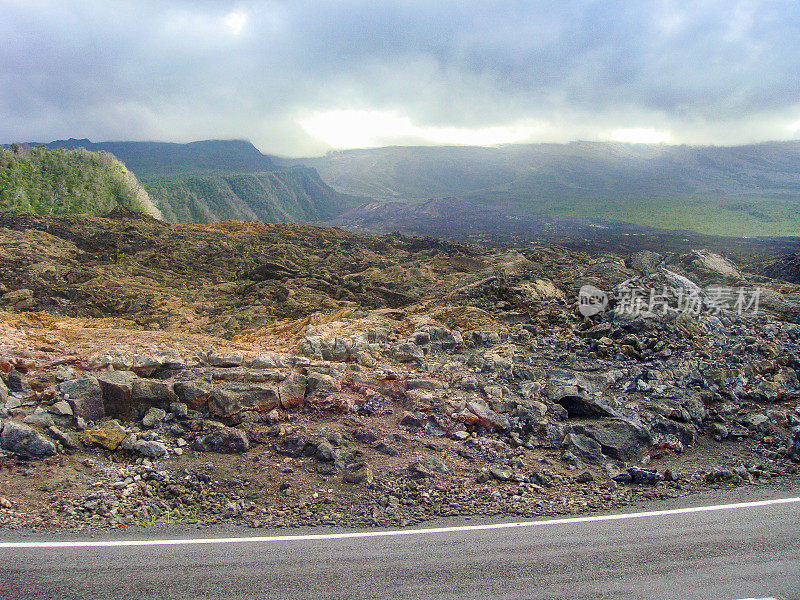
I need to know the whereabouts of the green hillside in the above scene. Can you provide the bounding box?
[0,145,160,217]
[296,141,800,237]
[147,167,353,223]
[40,139,360,224]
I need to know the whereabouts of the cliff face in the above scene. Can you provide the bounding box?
[146,166,354,224]
[39,139,359,224]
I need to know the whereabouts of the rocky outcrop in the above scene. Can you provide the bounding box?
[1,212,799,531]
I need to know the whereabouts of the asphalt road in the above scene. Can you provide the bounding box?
[1,492,798,600]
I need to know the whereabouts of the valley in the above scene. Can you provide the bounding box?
[297,141,800,237]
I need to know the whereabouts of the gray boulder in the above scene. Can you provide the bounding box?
[315,440,335,462]
[306,373,339,396]
[133,439,167,459]
[209,383,280,417]
[197,428,250,453]
[97,371,136,419]
[58,376,104,421]
[207,354,243,368]
[22,412,54,428]
[579,419,651,461]
[391,343,425,363]
[743,412,771,434]
[562,432,604,464]
[548,385,619,418]
[46,426,78,449]
[141,407,166,428]
[422,455,451,474]
[651,417,696,447]
[790,426,800,462]
[173,380,213,409]
[299,336,325,360]
[681,396,707,426]
[679,249,744,283]
[132,355,163,377]
[629,250,664,274]
[627,466,660,484]
[131,379,173,407]
[278,373,307,409]
[342,461,373,484]
[1,422,57,457]
[7,370,31,395]
[47,401,73,417]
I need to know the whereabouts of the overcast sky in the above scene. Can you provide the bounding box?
[2,0,799,156]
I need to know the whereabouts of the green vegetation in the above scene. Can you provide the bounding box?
[41,139,361,224]
[303,141,800,237]
[0,144,159,217]
[130,506,211,527]
[478,191,800,237]
[144,167,359,224]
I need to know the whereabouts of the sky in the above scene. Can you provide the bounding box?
[2,0,799,156]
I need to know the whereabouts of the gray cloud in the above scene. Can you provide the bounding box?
[1,0,799,155]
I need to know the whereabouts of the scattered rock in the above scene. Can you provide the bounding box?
[207,354,244,368]
[306,373,339,396]
[84,420,129,451]
[141,407,166,428]
[489,466,512,481]
[209,383,280,417]
[197,428,250,453]
[97,371,136,419]
[58,376,104,421]
[342,462,373,484]
[22,412,54,428]
[47,401,73,416]
[278,373,307,409]
[580,420,651,462]
[133,440,168,459]
[1,422,57,457]
[47,425,78,449]
[173,380,213,409]
[562,433,604,464]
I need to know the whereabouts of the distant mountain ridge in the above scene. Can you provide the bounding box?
[37,139,361,224]
[42,138,277,178]
[294,140,800,237]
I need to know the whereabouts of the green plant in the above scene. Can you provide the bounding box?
[0,145,156,217]
[129,506,210,527]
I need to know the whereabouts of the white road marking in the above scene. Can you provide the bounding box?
[0,496,797,549]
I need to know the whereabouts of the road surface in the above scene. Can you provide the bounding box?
[1,491,798,599]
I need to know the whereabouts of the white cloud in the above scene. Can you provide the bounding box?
[224,10,248,36]
[298,109,544,149]
[2,1,800,154]
[607,128,673,144]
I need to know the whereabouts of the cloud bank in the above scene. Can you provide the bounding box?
[2,0,799,155]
